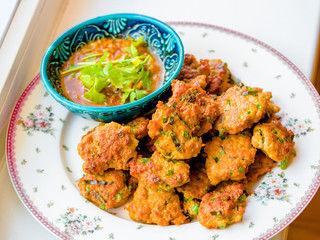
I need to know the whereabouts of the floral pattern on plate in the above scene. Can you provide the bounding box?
[18,104,55,136]
[254,172,290,205]
[57,208,102,236]
[280,112,315,138]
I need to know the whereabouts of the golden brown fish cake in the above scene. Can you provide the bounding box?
[148,101,204,160]
[125,183,188,225]
[214,86,277,135]
[183,198,200,220]
[204,134,256,186]
[126,116,149,139]
[78,122,138,174]
[177,54,232,94]
[177,169,212,199]
[187,75,208,89]
[251,120,295,162]
[246,151,277,182]
[78,169,131,210]
[128,151,190,189]
[168,80,219,136]
[198,182,247,229]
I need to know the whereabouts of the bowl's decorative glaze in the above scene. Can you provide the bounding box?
[41,13,184,122]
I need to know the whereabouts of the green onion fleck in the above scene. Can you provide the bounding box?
[162,116,168,123]
[192,202,200,215]
[277,136,284,143]
[213,156,219,163]
[281,158,288,170]
[256,103,262,109]
[183,130,189,139]
[141,158,151,164]
[166,170,174,176]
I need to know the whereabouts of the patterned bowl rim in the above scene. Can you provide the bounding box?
[40,13,184,112]
[7,21,320,240]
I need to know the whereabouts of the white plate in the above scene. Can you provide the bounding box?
[6,22,320,240]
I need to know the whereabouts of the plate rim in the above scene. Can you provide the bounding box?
[6,22,320,240]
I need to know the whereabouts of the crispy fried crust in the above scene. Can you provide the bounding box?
[148,101,204,159]
[198,182,246,229]
[177,54,232,94]
[214,86,277,135]
[251,120,295,162]
[78,170,131,209]
[177,169,212,199]
[78,122,138,174]
[125,183,188,225]
[126,117,149,139]
[246,151,277,182]
[128,151,190,189]
[205,134,256,186]
[168,80,219,136]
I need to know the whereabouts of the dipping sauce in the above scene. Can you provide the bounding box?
[60,38,162,107]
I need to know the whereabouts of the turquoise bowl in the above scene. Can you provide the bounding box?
[40,13,184,122]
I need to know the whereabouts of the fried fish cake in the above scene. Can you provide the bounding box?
[177,54,232,94]
[78,170,131,210]
[177,168,212,199]
[182,198,200,220]
[246,151,277,182]
[198,182,247,229]
[214,86,278,135]
[251,120,295,162]
[128,151,190,189]
[125,183,188,225]
[148,101,204,160]
[126,116,149,139]
[78,122,138,174]
[168,80,219,136]
[204,134,256,186]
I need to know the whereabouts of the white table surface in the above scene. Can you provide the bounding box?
[1,0,319,239]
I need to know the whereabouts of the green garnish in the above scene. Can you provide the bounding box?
[210,210,222,216]
[246,110,251,114]
[166,170,174,176]
[238,167,243,173]
[256,103,262,109]
[272,129,278,134]
[116,192,123,200]
[183,130,190,139]
[192,202,200,215]
[238,194,246,202]
[227,99,231,105]
[242,86,259,96]
[141,158,151,164]
[99,204,106,210]
[162,116,168,123]
[281,157,288,170]
[219,225,226,229]
[61,37,151,104]
[213,156,219,163]
[277,136,284,143]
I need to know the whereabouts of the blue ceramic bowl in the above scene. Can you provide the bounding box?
[41,13,184,122]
